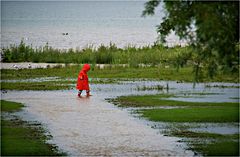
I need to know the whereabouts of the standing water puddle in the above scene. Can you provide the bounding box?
[1,81,239,156]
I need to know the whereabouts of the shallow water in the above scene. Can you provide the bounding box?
[148,121,239,136]
[107,80,239,103]
[190,123,239,135]
[1,81,239,156]
[2,90,193,156]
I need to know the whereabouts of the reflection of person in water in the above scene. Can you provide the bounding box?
[76,64,91,97]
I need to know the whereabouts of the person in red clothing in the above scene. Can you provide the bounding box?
[76,64,91,97]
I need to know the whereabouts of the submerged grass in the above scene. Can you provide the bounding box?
[1,100,66,156]
[2,40,238,85]
[0,66,199,90]
[112,94,239,156]
[1,66,193,81]
[114,94,238,107]
[1,64,238,83]
[1,63,238,91]
[1,81,72,90]
[136,85,167,91]
[0,78,119,90]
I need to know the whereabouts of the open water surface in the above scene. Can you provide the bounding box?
[1,1,185,49]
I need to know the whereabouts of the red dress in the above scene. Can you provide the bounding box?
[76,64,90,90]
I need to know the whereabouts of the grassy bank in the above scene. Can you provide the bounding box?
[1,81,72,90]
[1,65,238,90]
[1,65,238,81]
[2,40,192,66]
[2,40,238,83]
[114,94,238,123]
[1,100,66,156]
[1,66,194,81]
[112,94,239,156]
[113,94,238,108]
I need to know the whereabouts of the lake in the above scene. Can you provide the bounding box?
[1,1,183,49]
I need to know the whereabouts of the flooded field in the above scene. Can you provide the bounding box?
[1,81,239,156]
[0,62,128,70]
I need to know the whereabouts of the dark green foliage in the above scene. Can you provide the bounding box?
[143,0,239,80]
[1,40,193,67]
[2,40,33,62]
[1,100,66,156]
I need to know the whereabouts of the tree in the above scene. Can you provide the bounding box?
[143,0,239,81]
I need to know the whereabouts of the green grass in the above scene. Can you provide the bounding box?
[171,130,239,156]
[1,40,192,65]
[1,81,72,90]
[1,123,60,156]
[171,130,231,138]
[0,66,199,90]
[198,140,239,156]
[1,66,193,81]
[114,94,238,107]
[1,100,24,112]
[0,78,119,90]
[119,95,239,123]
[1,100,65,156]
[2,40,238,84]
[113,94,239,155]
[1,65,80,80]
[115,94,239,122]
[140,107,238,122]
[1,65,238,83]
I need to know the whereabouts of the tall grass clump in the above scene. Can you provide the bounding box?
[1,40,194,68]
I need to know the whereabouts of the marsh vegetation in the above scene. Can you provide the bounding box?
[2,40,238,84]
[1,61,238,91]
[111,94,239,156]
[1,100,66,156]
